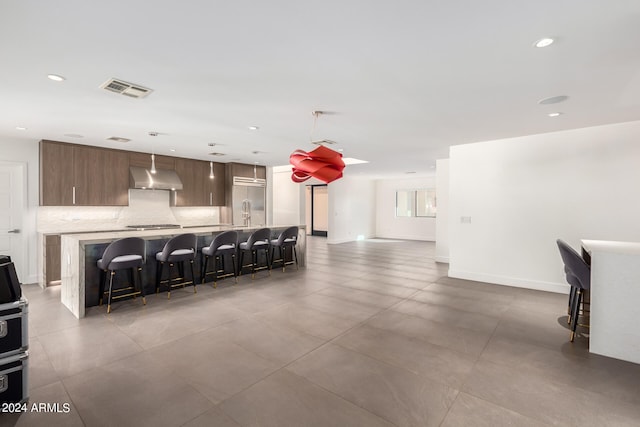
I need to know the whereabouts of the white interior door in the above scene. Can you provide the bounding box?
[0,163,25,280]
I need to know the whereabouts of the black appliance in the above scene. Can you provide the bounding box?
[0,257,21,304]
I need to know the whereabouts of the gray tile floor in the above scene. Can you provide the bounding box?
[6,237,640,426]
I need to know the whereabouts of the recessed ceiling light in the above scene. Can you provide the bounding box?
[170,148,176,152]
[538,95,569,105]
[47,74,66,82]
[548,112,563,117]
[533,38,554,48]
[248,126,259,130]
[64,133,83,138]
[107,136,131,143]
[15,126,27,131]
[405,171,416,174]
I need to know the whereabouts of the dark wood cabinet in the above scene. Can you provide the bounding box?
[44,234,61,285]
[129,152,175,171]
[73,146,129,206]
[228,163,266,179]
[172,159,225,206]
[211,162,225,206]
[173,158,209,206]
[40,141,75,206]
[40,141,129,206]
[40,140,230,207]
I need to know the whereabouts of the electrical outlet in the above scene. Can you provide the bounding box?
[461,216,472,224]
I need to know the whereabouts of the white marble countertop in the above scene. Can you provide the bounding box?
[62,224,305,245]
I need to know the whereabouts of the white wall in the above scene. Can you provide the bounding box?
[270,166,305,226]
[328,176,376,244]
[0,137,39,283]
[449,120,640,293]
[435,159,450,262]
[375,176,437,241]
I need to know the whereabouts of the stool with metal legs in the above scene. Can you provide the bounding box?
[155,233,197,299]
[557,239,591,342]
[270,226,299,272]
[97,237,146,314]
[201,230,238,287]
[238,228,271,279]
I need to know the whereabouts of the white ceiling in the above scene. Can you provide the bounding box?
[1,0,639,178]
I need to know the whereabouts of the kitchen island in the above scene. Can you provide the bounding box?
[581,239,640,364]
[60,225,306,318]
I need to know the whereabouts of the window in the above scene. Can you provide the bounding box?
[395,189,436,217]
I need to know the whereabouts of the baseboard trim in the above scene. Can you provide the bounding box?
[448,269,568,294]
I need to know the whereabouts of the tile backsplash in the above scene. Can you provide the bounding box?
[37,189,221,233]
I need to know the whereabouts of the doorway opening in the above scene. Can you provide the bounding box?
[306,185,328,237]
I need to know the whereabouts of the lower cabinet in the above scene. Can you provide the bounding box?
[44,234,61,286]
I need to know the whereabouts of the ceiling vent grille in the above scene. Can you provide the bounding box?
[107,136,131,142]
[208,152,225,156]
[311,139,337,145]
[100,78,153,99]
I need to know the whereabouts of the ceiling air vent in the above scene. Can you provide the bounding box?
[100,78,153,99]
[311,139,337,145]
[208,152,225,156]
[107,136,131,143]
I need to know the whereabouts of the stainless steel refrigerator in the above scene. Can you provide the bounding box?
[232,177,266,227]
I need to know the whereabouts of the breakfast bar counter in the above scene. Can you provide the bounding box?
[61,225,306,318]
[581,239,640,364]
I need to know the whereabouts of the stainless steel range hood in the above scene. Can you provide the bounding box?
[129,167,183,190]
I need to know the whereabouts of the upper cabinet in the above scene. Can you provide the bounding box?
[40,140,229,207]
[128,152,175,171]
[40,140,129,206]
[40,141,74,206]
[73,145,129,206]
[172,159,225,207]
[227,162,266,179]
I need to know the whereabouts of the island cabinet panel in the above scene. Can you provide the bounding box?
[128,152,175,170]
[40,140,75,206]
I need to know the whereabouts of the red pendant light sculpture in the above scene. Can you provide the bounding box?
[289,145,345,183]
[289,111,345,183]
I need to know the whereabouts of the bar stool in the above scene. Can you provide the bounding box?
[155,233,197,299]
[238,228,271,279]
[201,230,238,287]
[556,239,591,342]
[97,237,146,314]
[270,226,299,272]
